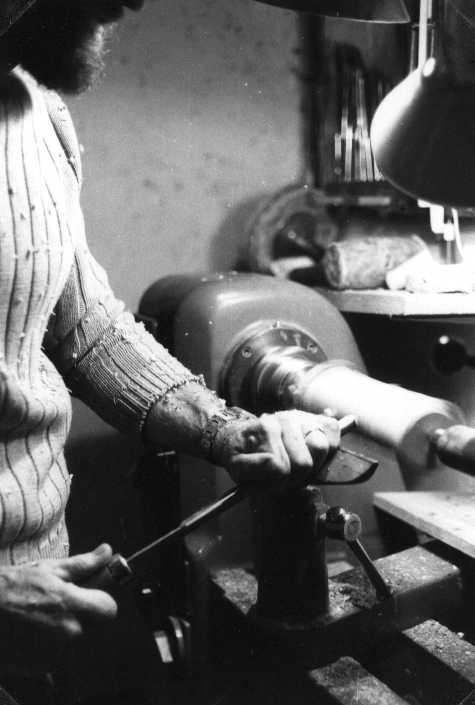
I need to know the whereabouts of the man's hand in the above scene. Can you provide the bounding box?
[0,544,117,675]
[213,410,341,486]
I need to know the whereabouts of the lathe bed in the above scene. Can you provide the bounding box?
[197,541,475,705]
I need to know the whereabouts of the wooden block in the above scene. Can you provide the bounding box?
[371,620,475,705]
[308,657,410,704]
[374,492,475,559]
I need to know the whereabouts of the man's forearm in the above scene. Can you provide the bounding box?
[143,381,233,458]
[143,382,341,486]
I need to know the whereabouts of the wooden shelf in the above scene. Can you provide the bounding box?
[374,492,475,559]
[315,287,475,319]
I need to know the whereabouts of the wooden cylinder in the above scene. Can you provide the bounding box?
[292,362,466,472]
[322,236,426,289]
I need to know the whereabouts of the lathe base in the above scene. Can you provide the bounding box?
[172,542,475,705]
[210,544,462,671]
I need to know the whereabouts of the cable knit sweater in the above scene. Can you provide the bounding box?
[0,67,197,565]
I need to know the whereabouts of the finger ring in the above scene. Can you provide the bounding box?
[246,433,259,451]
[304,426,324,439]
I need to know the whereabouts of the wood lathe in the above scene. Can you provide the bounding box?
[135,272,475,703]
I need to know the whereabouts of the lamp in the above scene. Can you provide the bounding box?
[370,0,475,208]
[255,0,410,23]
[371,60,475,208]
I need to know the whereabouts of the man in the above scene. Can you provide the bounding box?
[0,0,340,684]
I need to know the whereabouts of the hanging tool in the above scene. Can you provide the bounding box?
[83,415,377,592]
[335,48,383,185]
[342,66,352,183]
[356,68,374,183]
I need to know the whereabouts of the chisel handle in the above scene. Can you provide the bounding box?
[81,553,132,591]
[432,425,475,476]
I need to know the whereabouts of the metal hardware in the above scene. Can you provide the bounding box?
[433,335,475,375]
[221,322,326,413]
[319,506,392,601]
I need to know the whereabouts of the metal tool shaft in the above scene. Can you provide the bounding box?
[127,485,248,567]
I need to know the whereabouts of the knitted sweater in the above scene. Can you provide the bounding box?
[0,68,197,565]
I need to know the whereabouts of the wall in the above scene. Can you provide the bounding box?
[64,0,303,551]
[69,0,301,310]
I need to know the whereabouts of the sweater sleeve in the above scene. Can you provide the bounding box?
[44,216,202,437]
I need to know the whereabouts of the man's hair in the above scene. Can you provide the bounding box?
[5,1,116,94]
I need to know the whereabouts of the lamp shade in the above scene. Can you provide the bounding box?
[255,0,410,22]
[370,59,475,208]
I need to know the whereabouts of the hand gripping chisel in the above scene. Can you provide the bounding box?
[83,415,378,591]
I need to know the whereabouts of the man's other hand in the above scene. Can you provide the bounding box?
[214,410,341,486]
[0,544,117,675]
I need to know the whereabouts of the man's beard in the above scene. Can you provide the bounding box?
[6,2,120,94]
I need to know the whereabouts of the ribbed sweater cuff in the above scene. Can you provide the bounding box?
[67,312,202,436]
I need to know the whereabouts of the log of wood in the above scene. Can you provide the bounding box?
[322,235,427,290]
